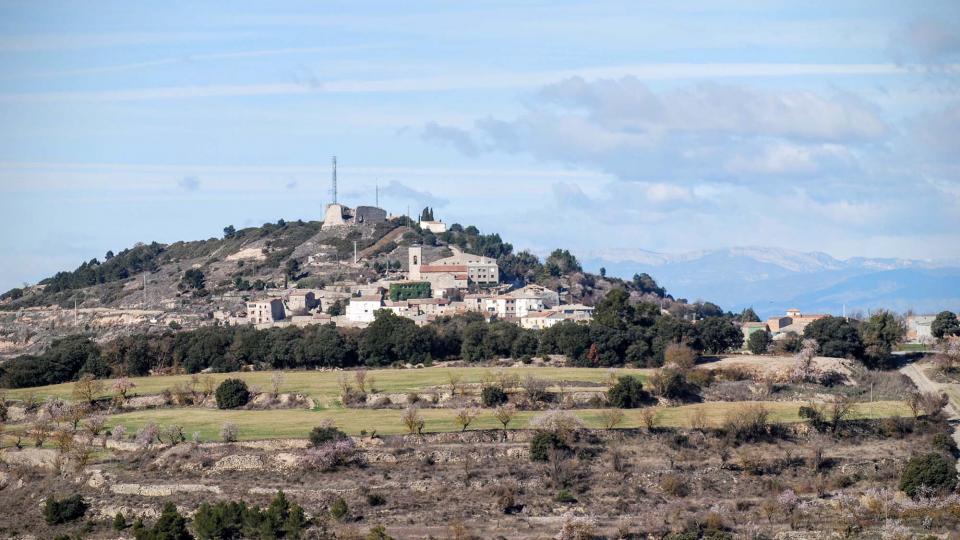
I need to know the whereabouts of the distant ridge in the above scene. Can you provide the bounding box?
[583,246,960,317]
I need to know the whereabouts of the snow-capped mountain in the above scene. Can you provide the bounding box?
[582,247,960,317]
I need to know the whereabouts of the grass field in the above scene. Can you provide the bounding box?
[103,400,911,440]
[4,366,652,406]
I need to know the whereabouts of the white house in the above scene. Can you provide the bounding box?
[346,295,384,323]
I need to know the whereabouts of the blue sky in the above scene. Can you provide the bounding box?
[0,1,958,291]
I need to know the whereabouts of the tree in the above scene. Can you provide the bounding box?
[454,407,479,431]
[663,343,697,370]
[401,405,425,436]
[112,377,136,400]
[740,307,761,323]
[607,376,648,408]
[134,502,193,540]
[180,269,206,291]
[72,374,104,405]
[494,404,517,432]
[420,207,434,221]
[215,379,250,409]
[223,225,236,239]
[327,299,345,316]
[599,408,624,429]
[284,259,301,282]
[599,267,606,277]
[698,317,743,354]
[803,317,864,359]
[899,453,957,497]
[481,385,508,407]
[931,311,960,339]
[543,249,581,277]
[748,330,772,355]
[861,310,906,367]
[43,494,88,525]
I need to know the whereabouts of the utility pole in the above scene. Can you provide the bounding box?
[143,272,147,309]
[331,156,338,205]
[353,240,358,264]
[74,298,78,326]
[375,182,379,208]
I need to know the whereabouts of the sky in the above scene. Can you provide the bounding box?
[0,1,959,292]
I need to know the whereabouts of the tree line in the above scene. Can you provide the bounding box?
[1,288,744,389]
[0,287,919,389]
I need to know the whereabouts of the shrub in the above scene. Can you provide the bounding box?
[215,378,250,409]
[220,422,239,443]
[530,431,568,462]
[113,512,128,531]
[43,494,88,525]
[932,432,958,454]
[607,376,648,408]
[899,453,957,497]
[722,404,770,443]
[302,439,361,471]
[481,386,508,407]
[554,489,576,503]
[528,409,584,442]
[366,493,386,506]
[330,496,349,521]
[366,525,395,540]
[798,404,826,431]
[309,424,348,447]
[660,473,689,497]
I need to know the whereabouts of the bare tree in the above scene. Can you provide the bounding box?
[493,403,517,434]
[401,405,425,436]
[111,377,136,401]
[83,414,107,445]
[65,403,90,431]
[791,339,819,383]
[522,376,549,404]
[353,368,372,393]
[72,374,104,406]
[271,371,286,397]
[664,343,697,371]
[32,418,52,447]
[447,371,463,397]
[454,407,480,432]
[639,407,659,432]
[688,408,707,432]
[599,408,625,430]
[827,395,854,433]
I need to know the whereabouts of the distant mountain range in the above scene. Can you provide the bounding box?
[581,247,960,318]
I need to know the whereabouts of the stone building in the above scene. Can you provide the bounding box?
[322,203,387,229]
[247,298,285,325]
[285,290,318,315]
[408,246,498,288]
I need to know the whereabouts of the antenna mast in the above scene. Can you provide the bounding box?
[331,156,338,205]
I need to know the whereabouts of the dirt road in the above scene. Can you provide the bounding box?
[899,361,960,471]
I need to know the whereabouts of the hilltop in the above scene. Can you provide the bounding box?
[0,212,681,357]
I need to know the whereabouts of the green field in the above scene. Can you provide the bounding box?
[3,366,911,441]
[102,400,910,440]
[5,366,652,406]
